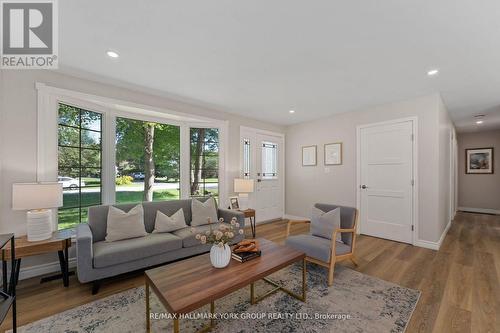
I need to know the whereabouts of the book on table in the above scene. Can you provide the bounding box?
[231,250,262,262]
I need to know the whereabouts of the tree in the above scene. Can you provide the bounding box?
[115,118,180,201]
[190,128,219,196]
[190,128,205,195]
[143,123,155,201]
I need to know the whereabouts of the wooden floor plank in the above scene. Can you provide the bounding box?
[0,211,498,333]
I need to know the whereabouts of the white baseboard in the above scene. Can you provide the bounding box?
[458,206,500,215]
[283,214,309,221]
[11,258,77,281]
[414,218,452,251]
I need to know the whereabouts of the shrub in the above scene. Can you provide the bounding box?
[116,175,133,185]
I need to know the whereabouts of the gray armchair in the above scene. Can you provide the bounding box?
[285,203,358,286]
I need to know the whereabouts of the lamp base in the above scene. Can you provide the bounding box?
[27,209,53,242]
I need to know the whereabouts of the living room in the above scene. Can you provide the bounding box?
[0,1,499,332]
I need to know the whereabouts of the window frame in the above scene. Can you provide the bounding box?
[57,103,104,228]
[36,83,228,230]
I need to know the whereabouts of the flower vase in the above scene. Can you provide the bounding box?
[210,244,231,268]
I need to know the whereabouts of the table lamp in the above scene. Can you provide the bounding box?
[234,178,254,210]
[12,183,63,241]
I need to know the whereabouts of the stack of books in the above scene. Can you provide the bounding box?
[231,250,261,263]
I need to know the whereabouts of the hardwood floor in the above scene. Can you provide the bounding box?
[1,212,498,332]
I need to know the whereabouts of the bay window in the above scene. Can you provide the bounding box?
[48,85,225,230]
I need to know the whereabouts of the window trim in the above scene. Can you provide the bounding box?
[37,83,228,230]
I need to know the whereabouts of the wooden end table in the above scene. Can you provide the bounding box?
[145,238,306,333]
[0,234,16,332]
[1,231,72,288]
[239,208,256,238]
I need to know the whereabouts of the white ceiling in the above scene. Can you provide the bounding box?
[59,1,500,131]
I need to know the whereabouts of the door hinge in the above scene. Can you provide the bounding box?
[411,179,414,186]
[411,225,414,231]
[410,134,414,141]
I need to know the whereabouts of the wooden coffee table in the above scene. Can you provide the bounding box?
[144,238,306,333]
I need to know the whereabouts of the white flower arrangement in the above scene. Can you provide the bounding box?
[192,217,244,247]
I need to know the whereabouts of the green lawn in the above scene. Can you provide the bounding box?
[58,189,180,230]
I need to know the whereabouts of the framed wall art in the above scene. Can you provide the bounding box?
[466,147,494,174]
[302,145,317,166]
[324,142,342,165]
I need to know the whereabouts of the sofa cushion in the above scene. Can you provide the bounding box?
[174,223,231,248]
[285,234,351,262]
[191,197,218,226]
[93,233,182,268]
[105,204,147,242]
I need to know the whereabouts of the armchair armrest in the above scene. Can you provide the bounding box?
[286,219,310,237]
[332,227,357,255]
[76,223,94,283]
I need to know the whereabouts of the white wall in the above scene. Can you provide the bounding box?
[285,94,453,244]
[437,97,455,237]
[0,69,284,273]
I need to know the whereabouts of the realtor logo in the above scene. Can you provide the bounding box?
[1,0,58,69]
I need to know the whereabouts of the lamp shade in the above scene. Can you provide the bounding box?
[234,178,254,193]
[12,183,63,210]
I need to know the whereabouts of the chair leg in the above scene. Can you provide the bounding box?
[351,255,358,267]
[328,258,336,286]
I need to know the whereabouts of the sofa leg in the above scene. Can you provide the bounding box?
[92,280,101,295]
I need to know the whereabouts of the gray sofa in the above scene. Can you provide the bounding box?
[76,198,244,293]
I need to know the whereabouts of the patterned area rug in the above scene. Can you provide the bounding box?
[12,264,420,333]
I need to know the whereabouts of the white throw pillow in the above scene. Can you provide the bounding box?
[153,208,187,233]
[191,197,218,226]
[311,206,342,243]
[105,204,147,242]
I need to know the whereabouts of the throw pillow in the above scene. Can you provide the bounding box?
[153,208,187,233]
[191,197,218,226]
[311,206,342,242]
[105,204,147,242]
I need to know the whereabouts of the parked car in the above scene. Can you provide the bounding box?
[58,176,85,189]
[131,172,145,180]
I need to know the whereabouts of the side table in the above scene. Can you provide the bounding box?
[0,233,16,332]
[1,231,72,288]
[239,208,256,238]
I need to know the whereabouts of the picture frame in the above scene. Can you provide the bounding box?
[302,145,317,166]
[324,142,342,165]
[229,196,240,210]
[466,147,494,174]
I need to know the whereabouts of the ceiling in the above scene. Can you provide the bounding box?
[59,1,500,131]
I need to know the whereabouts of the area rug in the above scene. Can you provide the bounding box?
[11,264,420,333]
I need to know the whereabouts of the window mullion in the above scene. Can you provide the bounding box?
[102,112,116,205]
[180,124,190,199]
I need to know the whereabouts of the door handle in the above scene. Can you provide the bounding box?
[257,179,262,182]
[360,185,368,189]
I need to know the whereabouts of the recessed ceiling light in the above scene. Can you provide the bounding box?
[427,69,439,76]
[106,50,119,58]
[289,110,295,114]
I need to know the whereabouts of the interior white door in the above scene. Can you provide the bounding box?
[359,120,414,243]
[254,133,284,222]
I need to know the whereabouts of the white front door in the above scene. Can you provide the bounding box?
[240,128,284,222]
[358,120,414,243]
